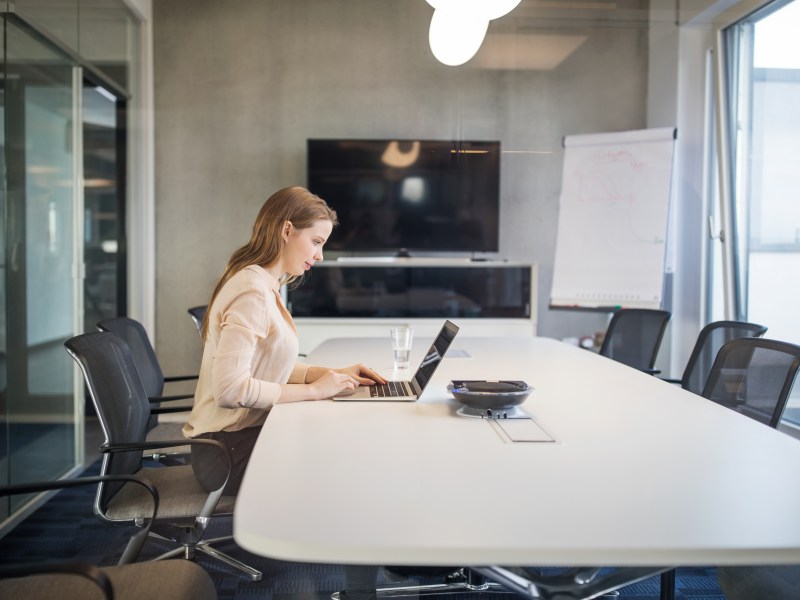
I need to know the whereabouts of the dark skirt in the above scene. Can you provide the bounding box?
[191,426,263,494]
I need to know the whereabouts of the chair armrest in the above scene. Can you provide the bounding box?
[164,374,199,383]
[642,368,661,375]
[659,377,681,384]
[151,405,192,415]
[0,475,158,510]
[101,438,218,453]
[0,475,159,565]
[148,393,194,403]
[0,561,113,599]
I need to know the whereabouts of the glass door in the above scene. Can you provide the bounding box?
[1,13,83,518]
[718,0,800,429]
[730,0,800,341]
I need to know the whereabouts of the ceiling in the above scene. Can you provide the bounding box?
[465,0,664,70]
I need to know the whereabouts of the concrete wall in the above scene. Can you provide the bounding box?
[152,0,650,374]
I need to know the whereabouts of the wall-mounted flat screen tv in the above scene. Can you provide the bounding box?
[307,139,500,253]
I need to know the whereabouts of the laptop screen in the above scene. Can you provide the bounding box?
[411,320,460,395]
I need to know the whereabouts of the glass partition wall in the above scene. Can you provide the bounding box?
[1,1,136,527]
[1,11,82,519]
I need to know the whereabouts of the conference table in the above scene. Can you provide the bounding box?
[234,333,800,597]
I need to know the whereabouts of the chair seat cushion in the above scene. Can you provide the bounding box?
[104,464,237,521]
[0,560,216,600]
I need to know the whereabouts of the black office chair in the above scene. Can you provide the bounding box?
[97,317,196,458]
[653,321,768,600]
[701,337,800,428]
[0,475,217,600]
[64,331,262,581]
[596,308,673,600]
[97,317,197,406]
[701,337,800,597]
[188,305,207,335]
[662,321,768,395]
[598,309,671,373]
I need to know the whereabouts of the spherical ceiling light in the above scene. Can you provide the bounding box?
[428,8,489,67]
[425,0,523,67]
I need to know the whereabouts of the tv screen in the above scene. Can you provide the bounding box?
[307,139,500,253]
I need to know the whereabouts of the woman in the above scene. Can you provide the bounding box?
[183,186,386,493]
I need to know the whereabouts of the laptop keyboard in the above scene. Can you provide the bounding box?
[370,381,413,397]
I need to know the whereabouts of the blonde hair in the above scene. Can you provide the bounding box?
[201,186,337,339]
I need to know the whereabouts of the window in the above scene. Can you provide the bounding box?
[717,0,800,428]
[723,0,800,340]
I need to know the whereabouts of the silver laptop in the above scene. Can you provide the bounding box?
[333,320,460,401]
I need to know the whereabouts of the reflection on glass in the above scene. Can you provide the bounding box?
[1,0,138,525]
[83,84,124,332]
[2,16,79,512]
[14,0,136,93]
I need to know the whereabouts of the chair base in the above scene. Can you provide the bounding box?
[332,581,509,599]
[331,569,508,599]
[331,574,621,600]
[148,532,262,581]
[471,565,665,600]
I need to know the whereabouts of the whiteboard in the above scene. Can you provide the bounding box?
[549,127,676,310]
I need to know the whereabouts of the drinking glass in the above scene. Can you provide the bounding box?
[390,326,414,369]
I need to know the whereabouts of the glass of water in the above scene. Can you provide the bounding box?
[390,326,414,369]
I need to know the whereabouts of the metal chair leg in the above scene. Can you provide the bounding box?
[660,569,675,600]
[197,542,262,581]
[143,530,262,580]
[330,568,512,600]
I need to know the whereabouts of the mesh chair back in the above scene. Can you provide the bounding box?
[702,337,800,428]
[65,332,151,508]
[681,321,767,395]
[188,305,207,334]
[97,317,165,398]
[598,309,671,371]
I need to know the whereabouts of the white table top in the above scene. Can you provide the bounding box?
[234,335,800,567]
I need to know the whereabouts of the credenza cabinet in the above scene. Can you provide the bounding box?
[287,260,537,355]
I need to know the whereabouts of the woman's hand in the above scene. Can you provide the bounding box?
[297,364,386,401]
[336,364,387,386]
[310,370,361,399]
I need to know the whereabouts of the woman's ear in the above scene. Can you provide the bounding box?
[282,221,293,243]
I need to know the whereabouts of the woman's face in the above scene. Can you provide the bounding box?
[281,219,333,276]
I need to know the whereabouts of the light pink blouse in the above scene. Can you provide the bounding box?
[183,265,310,437]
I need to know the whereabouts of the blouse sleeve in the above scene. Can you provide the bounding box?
[210,285,283,409]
